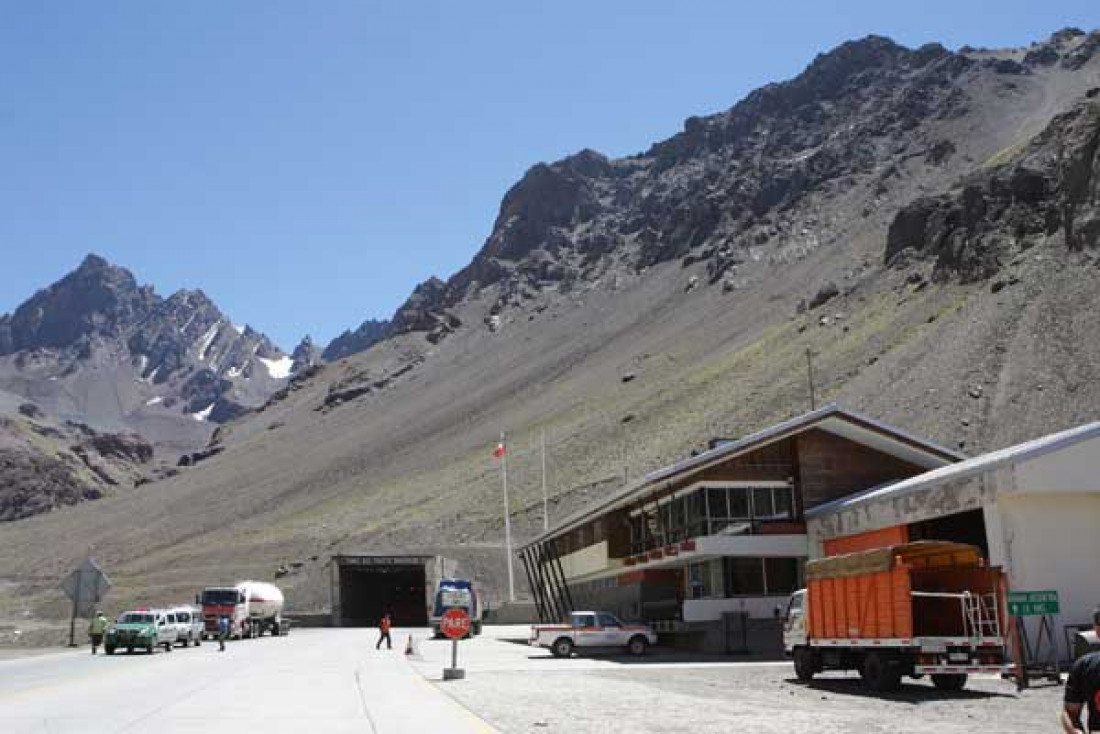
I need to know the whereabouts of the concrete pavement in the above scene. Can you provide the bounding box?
[0,628,498,734]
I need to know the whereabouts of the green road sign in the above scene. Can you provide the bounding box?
[1007,590,1060,616]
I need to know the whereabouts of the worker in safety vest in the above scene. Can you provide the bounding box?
[376,613,392,650]
[88,610,109,654]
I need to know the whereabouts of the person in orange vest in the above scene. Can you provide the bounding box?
[376,613,392,650]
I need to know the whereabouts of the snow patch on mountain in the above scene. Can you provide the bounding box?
[259,356,294,379]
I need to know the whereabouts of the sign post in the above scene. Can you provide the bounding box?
[1005,590,1062,689]
[441,607,471,681]
[60,558,111,648]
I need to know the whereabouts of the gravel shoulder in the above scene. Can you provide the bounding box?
[417,629,1064,734]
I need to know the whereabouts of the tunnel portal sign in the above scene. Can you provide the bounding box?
[441,608,471,640]
[1007,590,1060,616]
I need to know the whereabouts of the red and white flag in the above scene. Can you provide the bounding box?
[493,440,507,459]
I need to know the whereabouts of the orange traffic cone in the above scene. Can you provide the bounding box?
[405,635,413,656]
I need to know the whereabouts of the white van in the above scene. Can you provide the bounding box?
[167,605,204,647]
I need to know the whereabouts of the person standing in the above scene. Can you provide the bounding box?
[87,610,109,655]
[218,614,231,652]
[376,613,392,650]
[1063,608,1100,733]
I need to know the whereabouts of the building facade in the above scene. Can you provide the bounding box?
[519,405,961,652]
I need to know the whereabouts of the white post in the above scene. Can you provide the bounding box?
[501,433,516,602]
[540,430,549,533]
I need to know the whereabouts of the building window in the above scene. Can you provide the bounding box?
[720,557,805,596]
[764,557,803,595]
[724,557,766,595]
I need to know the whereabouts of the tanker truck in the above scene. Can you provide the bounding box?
[199,581,286,640]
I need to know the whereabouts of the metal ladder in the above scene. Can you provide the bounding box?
[962,591,1001,640]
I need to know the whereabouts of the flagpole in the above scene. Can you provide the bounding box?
[540,430,549,533]
[500,432,516,602]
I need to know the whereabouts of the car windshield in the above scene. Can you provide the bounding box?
[120,613,153,624]
[201,589,238,605]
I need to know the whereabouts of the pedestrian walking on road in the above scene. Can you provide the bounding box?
[88,610,109,654]
[218,614,231,652]
[1063,607,1100,733]
[376,613,392,650]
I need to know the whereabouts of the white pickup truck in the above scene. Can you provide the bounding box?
[530,611,657,658]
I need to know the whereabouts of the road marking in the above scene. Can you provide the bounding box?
[354,668,380,734]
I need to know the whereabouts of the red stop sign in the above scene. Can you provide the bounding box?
[440,608,471,640]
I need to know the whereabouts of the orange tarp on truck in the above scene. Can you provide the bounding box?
[807,541,996,641]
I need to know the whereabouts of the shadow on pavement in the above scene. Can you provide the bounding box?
[786,676,1019,703]
[499,637,782,666]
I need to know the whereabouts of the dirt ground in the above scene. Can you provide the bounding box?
[446,665,1063,734]
[410,630,1065,734]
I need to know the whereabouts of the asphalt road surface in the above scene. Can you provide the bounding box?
[0,627,497,734]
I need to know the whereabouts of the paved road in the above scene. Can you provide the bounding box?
[0,628,497,734]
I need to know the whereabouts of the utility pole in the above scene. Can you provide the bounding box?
[500,432,516,602]
[540,430,549,533]
[806,348,817,411]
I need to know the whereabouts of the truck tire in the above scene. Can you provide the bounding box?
[127,646,134,654]
[105,646,115,655]
[793,647,816,682]
[931,673,967,692]
[146,644,153,654]
[272,622,280,637]
[860,653,901,693]
[163,641,172,652]
[627,636,648,656]
[472,621,482,636]
[551,637,574,658]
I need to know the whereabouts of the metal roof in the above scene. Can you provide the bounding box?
[806,420,1100,519]
[520,404,964,550]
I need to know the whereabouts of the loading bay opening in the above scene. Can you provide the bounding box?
[329,554,447,627]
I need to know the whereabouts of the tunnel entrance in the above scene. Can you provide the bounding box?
[910,508,989,558]
[338,564,427,626]
[330,554,446,627]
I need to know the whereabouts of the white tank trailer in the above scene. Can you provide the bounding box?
[239,581,285,637]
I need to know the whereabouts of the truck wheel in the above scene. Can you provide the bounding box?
[793,648,816,682]
[146,644,154,654]
[272,622,280,637]
[551,638,574,658]
[860,653,901,693]
[627,636,648,656]
[164,642,172,652]
[105,646,115,655]
[931,673,967,692]
[472,622,482,636]
[127,646,134,654]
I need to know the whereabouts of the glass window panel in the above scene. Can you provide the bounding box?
[724,557,765,596]
[728,488,750,519]
[706,488,727,518]
[764,558,802,595]
[752,488,774,518]
[773,488,793,520]
[708,559,725,598]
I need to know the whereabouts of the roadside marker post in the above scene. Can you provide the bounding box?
[441,607,471,681]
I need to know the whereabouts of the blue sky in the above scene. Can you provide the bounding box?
[1,1,1095,347]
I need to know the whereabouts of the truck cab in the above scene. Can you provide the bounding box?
[430,579,482,637]
[782,589,807,653]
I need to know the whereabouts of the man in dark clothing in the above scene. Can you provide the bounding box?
[218,615,231,652]
[1063,608,1100,733]
[376,613,392,650]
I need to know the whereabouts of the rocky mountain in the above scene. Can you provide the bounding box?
[322,319,390,361]
[0,255,300,454]
[1,29,1099,643]
[0,409,159,520]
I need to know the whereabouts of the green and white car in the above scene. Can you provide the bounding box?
[104,609,177,654]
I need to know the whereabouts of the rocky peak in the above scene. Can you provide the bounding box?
[0,253,158,355]
[291,335,322,372]
[322,319,392,361]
